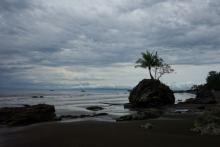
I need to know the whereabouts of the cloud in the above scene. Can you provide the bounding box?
[0,0,220,88]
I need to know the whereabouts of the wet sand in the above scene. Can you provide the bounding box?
[1,117,220,147]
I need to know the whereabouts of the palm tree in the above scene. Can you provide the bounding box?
[135,51,161,80]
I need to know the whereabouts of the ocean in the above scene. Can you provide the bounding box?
[0,89,195,121]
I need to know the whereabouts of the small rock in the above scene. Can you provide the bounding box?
[59,115,79,119]
[86,106,103,111]
[141,123,153,130]
[32,96,44,98]
[93,113,108,117]
[79,114,91,118]
[117,109,162,121]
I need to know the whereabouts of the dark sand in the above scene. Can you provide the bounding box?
[1,117,220,147]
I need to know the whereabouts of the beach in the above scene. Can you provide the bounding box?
[0,89,219,147]
[1,116,220,147]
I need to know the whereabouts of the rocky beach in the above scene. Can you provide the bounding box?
[0,79,220,147]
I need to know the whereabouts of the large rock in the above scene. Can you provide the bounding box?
[0,104,56,126]
[185,86,216,104]
[128,79,175,107]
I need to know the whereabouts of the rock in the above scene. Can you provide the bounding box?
[141,123,153,130]
[59,113,109,120]
[81,89,86,92]
[86,106,103,111]
[117,115,133,121]
[183,98,195,104]
[191,123,220,135]
[59,115,79,120]
[124,103,134,109]
[93,113,108,117]
[129,79,175,107]
[0,104,56,126]
[117,108,162,121]
[32,96,44,98]
[192,85,216,104]
[23,104,31,107]
[79,114,91,118]
[197,106,206,110]
[183,94,216,105]
[192,106,220,135]
[193,97,216,104]
[194,91,216,104]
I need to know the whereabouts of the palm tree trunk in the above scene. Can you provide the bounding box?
[148,67,154,79]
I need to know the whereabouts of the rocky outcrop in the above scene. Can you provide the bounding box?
[128,79,175,107]
[0,104,56,126]
[184,86,216,104]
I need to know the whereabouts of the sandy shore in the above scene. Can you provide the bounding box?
[1,117,220,147]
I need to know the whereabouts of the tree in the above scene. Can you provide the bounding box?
[135,50,174,80]
[206,71,220,90]
[190,71,220,93]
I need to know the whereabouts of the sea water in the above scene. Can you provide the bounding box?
[0,89,195,119]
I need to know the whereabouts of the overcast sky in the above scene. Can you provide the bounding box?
[0,0,220,90]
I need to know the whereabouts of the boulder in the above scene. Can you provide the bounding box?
[128,79,175,107]
[0,104,56,126]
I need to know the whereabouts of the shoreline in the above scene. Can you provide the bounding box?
[1,116,220,147]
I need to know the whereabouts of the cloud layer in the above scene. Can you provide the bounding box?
[0,0,220,89]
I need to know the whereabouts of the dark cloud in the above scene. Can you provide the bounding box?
[0,0,220,88]
[0,0,30,12]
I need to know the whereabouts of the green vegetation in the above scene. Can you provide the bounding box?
[135,51,174,80]
[191,71,220,91]
[206,71,220,90]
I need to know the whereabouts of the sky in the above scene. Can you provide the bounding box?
[0,0,220,90]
